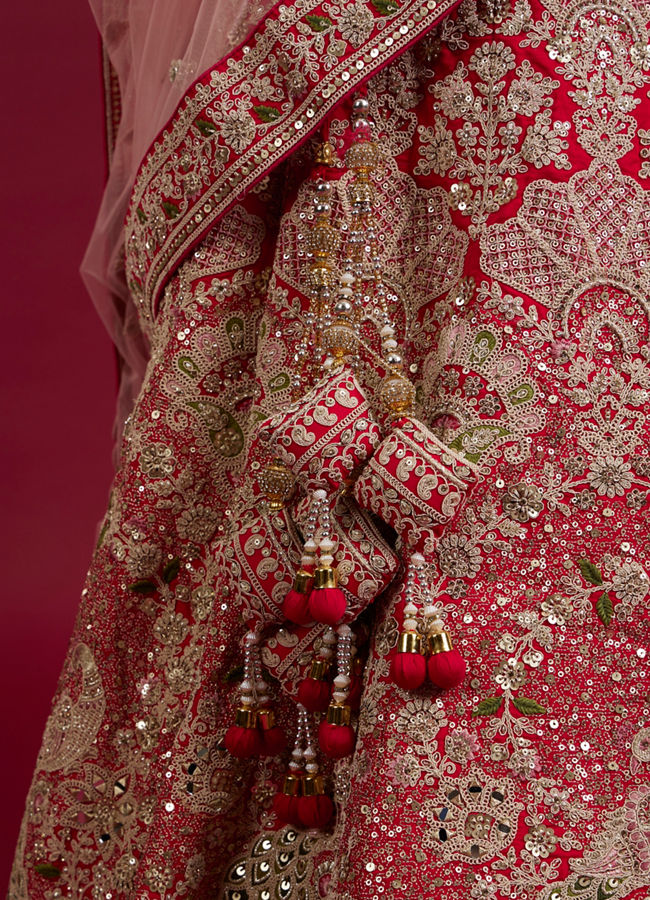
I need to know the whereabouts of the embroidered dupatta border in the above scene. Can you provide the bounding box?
[124,0,461,325]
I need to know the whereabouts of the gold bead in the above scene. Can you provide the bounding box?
[257,709,276,730]
[293,568,313,594]
[315,141,334,166]
[309,658,330,679]
[282,774,302,796]
[397,631,423,654]
[235,707,258,728]
[326,703,351,726]
[428,630,453,655]
[258,461,294,509]
[313,566,337,589]
[345,140,380,172]
[322,322,357,357]
[301,774,325,796]
[308,221,340,257]
[379,373,415,416]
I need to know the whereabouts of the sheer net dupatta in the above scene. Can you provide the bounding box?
[82,0,276,449]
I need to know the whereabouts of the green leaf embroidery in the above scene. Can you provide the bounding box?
[473,696,503,717]
[578,558,603,586]
[195,118,217,137]
[34,865,61,880]
[254,105,281,123]
[162,557,181,584]
[305,14,332,31]
[512,696,546,716]
[371,0,400,12]
[136,207,147,224]
[161,201,180,219]
[596,592,614,626]
[128,579,157,594]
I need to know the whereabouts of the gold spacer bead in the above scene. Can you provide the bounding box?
[326,703,351,726]
[282,774,302,796]
[397,631,423,654]
[309,658,330,680]
[313,566,337,590]
[257,709,276,730]
[428,630,453,655]
[235,707,258,728]
[301,774,325,796]
[293,569,313,594]
[315,141,335,166]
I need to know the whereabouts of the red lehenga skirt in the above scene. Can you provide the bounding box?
[10,1,650,898]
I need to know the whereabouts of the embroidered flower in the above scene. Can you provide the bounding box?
[445,728,480,764]
[508,746,542,780]
[522,115,571,168]
[524,824,557,858]
[626,488,648,510]
[469,42,516,82]
[611,562,649,605]
[493,658,527,691]
[632,455,650,477]
[544,786,570,814]
[573,489,597,510]
[153,611,189,646]
[502,483,543,522]
[191,585,215,620]
[140,443,176,478]
[437,533,483,579]
[387,751,422,787]
[176,504,219,543]
[165,654,196,694]
[396,698,447,743]
[479,394,501,416]
[338,4,374,47]
[126,542,162,579]
[221,111,256,152]
[586,456,633,498]
[416,116,457,176]
[508,62,551,116]
[540,593,573,625]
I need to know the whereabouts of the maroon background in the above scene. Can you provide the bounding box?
[2,4,116,888]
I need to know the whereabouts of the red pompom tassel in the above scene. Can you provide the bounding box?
[427,646,466,690]
[273,774,302,826]
[258,709,287,756]
[298,793,334,829]
[319,706,356,759]
[261,725,287,756]
[391,651,427,690]
[298,677,332,713]
[309,587,346,625]
[224,723,263,759]
[297,776,334,829]
[283,588,313,625]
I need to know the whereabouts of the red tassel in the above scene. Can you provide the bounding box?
[391,651,427,690]
[298,793,334,829]
[258,709,287,756]
[224,723,263,759]
[273,774,302,826]
[298,677,332,713]
[309,587,346,625]
[297,775,334,828]
[283,568,314,625]
[283,588,313,625]
[318,706,356,759]
[427,647,466,690]
[261,725,287,756]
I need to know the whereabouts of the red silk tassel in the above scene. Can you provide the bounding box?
[224,719,263,759]
[273,774,302,826]
[427,631,466,689]
[318,705,356,759]
[298,677,332,713]
[297,776,334,829]
[391,651,427,690]
[283,568,314,625]
[308,565,346,625]
[258,709,287,757]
